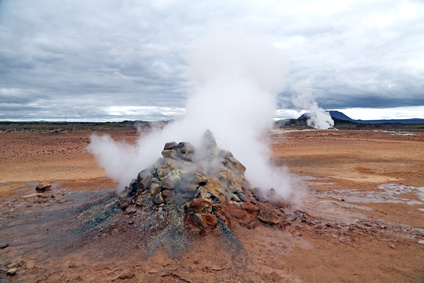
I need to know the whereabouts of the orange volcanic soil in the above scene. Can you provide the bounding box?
[1,126,423,282]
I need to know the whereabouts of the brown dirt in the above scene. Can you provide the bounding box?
[1,127,424,282]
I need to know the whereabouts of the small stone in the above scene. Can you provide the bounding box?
[0,243,9,249]
[162,189,173,200]
[135,194,146,206]
[125,207,137,214]
[230,193,241,202]
[390,244,395,249]
[150,183,161,195]
[118,271,135,280]
[153,193,164,205]
[418,240,424,245]
[35,182,51,193]
[7,268,17,276]
[119,197,132,210]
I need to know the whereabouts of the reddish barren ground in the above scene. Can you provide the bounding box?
[1,126,423,282]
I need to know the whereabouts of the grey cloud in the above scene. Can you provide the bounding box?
[0,0,423,121]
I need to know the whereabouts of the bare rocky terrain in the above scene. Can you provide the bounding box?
[0,123,423,282]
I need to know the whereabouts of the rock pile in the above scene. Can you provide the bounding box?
[118,130,288,236]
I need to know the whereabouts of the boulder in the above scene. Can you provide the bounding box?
[187,198,213,213]
[7,268,17,276]
[160,172,181,189]
[161,149,177,159]
[164,141,178,150]
[192,213,218,229]
[257,206,284,225]
[35,182,51,193]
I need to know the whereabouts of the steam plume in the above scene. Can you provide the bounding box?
[88,29,293,197]
[291,82,334,130]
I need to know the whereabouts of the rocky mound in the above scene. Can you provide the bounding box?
[112,130,288,257]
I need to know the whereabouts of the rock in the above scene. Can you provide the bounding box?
[223,156,246,173]
[150,183,161,195]
[230,193,241,202]
[153,193,164,205]
[141,175,152,191]
[0,243,9,249]
[229,208,248,219]
[35,182,51,193]
[172,142,195,161]
[161,149,177,159]
[179,184,198,193]
[192,213,218,229]
[120,197,133,210]
[196,187,212,199]
[195,171,208,185]
[241,202,259,213]
[135,194,147,206]
[117,271,135,280]
[164,141,178,150]
[257,207,283,225]
[162,189,173,200]
[137,169,151,181]
[129,179,141,195]
[188,198,213,213]
[418,240,424,245]
[7,268,17,276]
[161,172,181,190]
[157,166,171,180]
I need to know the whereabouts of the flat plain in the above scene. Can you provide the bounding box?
[0,124,423,282]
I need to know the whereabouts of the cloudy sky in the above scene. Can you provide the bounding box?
[1,0,423,121]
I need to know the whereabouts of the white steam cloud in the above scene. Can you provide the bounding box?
[88,29,292,197]
[291,82,334,130]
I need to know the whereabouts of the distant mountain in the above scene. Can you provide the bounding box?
[298,111,354,121]
[297,111,424,124]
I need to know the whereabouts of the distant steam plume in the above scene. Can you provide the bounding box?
[88,29,293,198]
[291,82,334,130]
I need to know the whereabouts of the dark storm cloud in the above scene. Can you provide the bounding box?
[0,0,423,121]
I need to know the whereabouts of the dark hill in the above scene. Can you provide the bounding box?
[298,111,354,121]
[297,111,424,124]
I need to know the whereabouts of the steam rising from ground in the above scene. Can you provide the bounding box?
[88,29,293,198]
[292,82,334,130]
